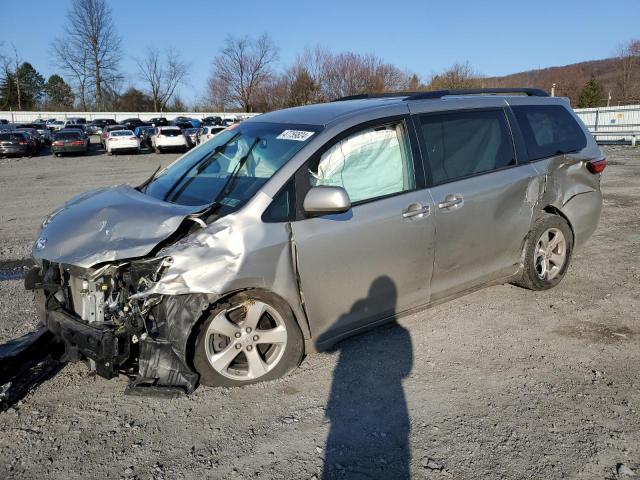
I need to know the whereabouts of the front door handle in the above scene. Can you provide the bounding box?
[438,194,464,210]
[402,203,430,219]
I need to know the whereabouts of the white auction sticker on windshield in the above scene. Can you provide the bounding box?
[276,130,315,141]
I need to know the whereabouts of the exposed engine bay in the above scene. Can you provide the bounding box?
[26,256,202,393]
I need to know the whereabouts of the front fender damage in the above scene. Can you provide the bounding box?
[131,294,217,394]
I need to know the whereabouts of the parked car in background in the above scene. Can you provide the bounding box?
[51,130,90,157]
[149,117,169,127]
[172,121,194,131]
[101,124,127,148]
[14,128,43,153]
[184,127,201,148]
[200,125,225,143]
[221,117,236,126]
[67,117,87,125]
[59,126,89,141]
[15,123,50,145]
[151,126,188,153]
[133,125,155,148]
[85,123,101,135]
[121,118,147,131]
[50,120,66,131]
[0,132,33,157]
[202,116,222,126]
[105,129,141,155]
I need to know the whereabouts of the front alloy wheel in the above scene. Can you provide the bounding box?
[193,292,304,387]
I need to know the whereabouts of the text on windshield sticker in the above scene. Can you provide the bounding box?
[276,130,315,141]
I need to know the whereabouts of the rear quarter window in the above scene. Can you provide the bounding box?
[512,105,586,161]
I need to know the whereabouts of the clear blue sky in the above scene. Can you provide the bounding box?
[1,0,638,105]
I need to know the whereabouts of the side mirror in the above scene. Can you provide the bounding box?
[303,186,351,215]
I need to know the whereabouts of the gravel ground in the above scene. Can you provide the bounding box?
[0,144,638,479]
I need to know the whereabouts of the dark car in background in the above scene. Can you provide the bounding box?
[172,121,194,131]
[14,128,43,153]
[121,118,148,131]
[0,132,33,157]
[149,117,169,127]
[51,130,90,156]
[86,119,117,135]
[202,115,222,126]
[183,127,201,148]
[133,125,155,148]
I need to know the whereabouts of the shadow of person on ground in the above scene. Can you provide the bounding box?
[322,276,413,479]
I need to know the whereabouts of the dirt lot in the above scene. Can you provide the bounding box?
[0,143,638,479]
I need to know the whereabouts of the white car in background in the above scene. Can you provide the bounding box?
[105,130,141,155]
[50,120,66,131]
[199,125,226,143]
[151,126,188,153]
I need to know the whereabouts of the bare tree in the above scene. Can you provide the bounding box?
[136,48,190,112]
[52,39,90,110]
[428,62,483,90]
[208,34,278,112]
[616,39,640,103]
[10,45,22,110]
[53,0,121,111]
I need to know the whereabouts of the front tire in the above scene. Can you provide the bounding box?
[515,213,573,291]
[193,291,304,387]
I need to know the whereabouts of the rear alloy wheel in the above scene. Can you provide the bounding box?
[515,214,573,291]
[193,292,304,387]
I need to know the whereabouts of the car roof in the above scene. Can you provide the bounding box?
[247,89,565,127]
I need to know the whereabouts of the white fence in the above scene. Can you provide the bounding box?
[574,104,640,143]
[0,111,260,123]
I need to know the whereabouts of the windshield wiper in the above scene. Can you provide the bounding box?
[210,137,260,209]
[137,165,162,192]
[164,132,241,203]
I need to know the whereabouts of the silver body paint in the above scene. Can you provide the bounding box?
[31,95,603,354]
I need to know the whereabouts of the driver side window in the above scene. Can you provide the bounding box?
[308,121,415,204]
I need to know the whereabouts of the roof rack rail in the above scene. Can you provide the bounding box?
[404,88,549,100]
[332,92,422,102]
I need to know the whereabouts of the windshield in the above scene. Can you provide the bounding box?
[111,130,134,136]
[144,121,320,207]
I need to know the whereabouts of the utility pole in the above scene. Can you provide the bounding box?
[607,90,612,107]
[551,83,556,97]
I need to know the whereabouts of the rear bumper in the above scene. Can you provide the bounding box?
[0,146,27,155]
[52,145,86,153]
[34,289,130,378]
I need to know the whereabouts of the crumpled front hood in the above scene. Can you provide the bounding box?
[32,185,204,268]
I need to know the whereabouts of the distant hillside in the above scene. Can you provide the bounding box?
[483,57,636,106]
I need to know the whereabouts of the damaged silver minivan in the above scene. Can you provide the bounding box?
[26,89,605,391]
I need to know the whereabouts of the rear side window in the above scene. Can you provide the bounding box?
[417,109,515,185]
[512,105,586,161]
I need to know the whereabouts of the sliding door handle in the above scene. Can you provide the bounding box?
[438,194,464,210]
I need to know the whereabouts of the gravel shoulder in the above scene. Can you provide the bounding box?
[0,146,638,479]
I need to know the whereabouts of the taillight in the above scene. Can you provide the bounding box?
[129,136,136,140]
[52,141,63,146]
[587,157,607,174]
[71,140,84,145]
[19,140,27,145]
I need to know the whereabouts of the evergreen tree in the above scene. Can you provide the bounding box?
[0,62,44,110]
[44,74,75,110]
[577,76,604,108]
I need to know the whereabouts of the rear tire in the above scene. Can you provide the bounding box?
[193,291,305,387]
[515,213,573,291]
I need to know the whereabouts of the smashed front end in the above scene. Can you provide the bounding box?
[26,257,203,393]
